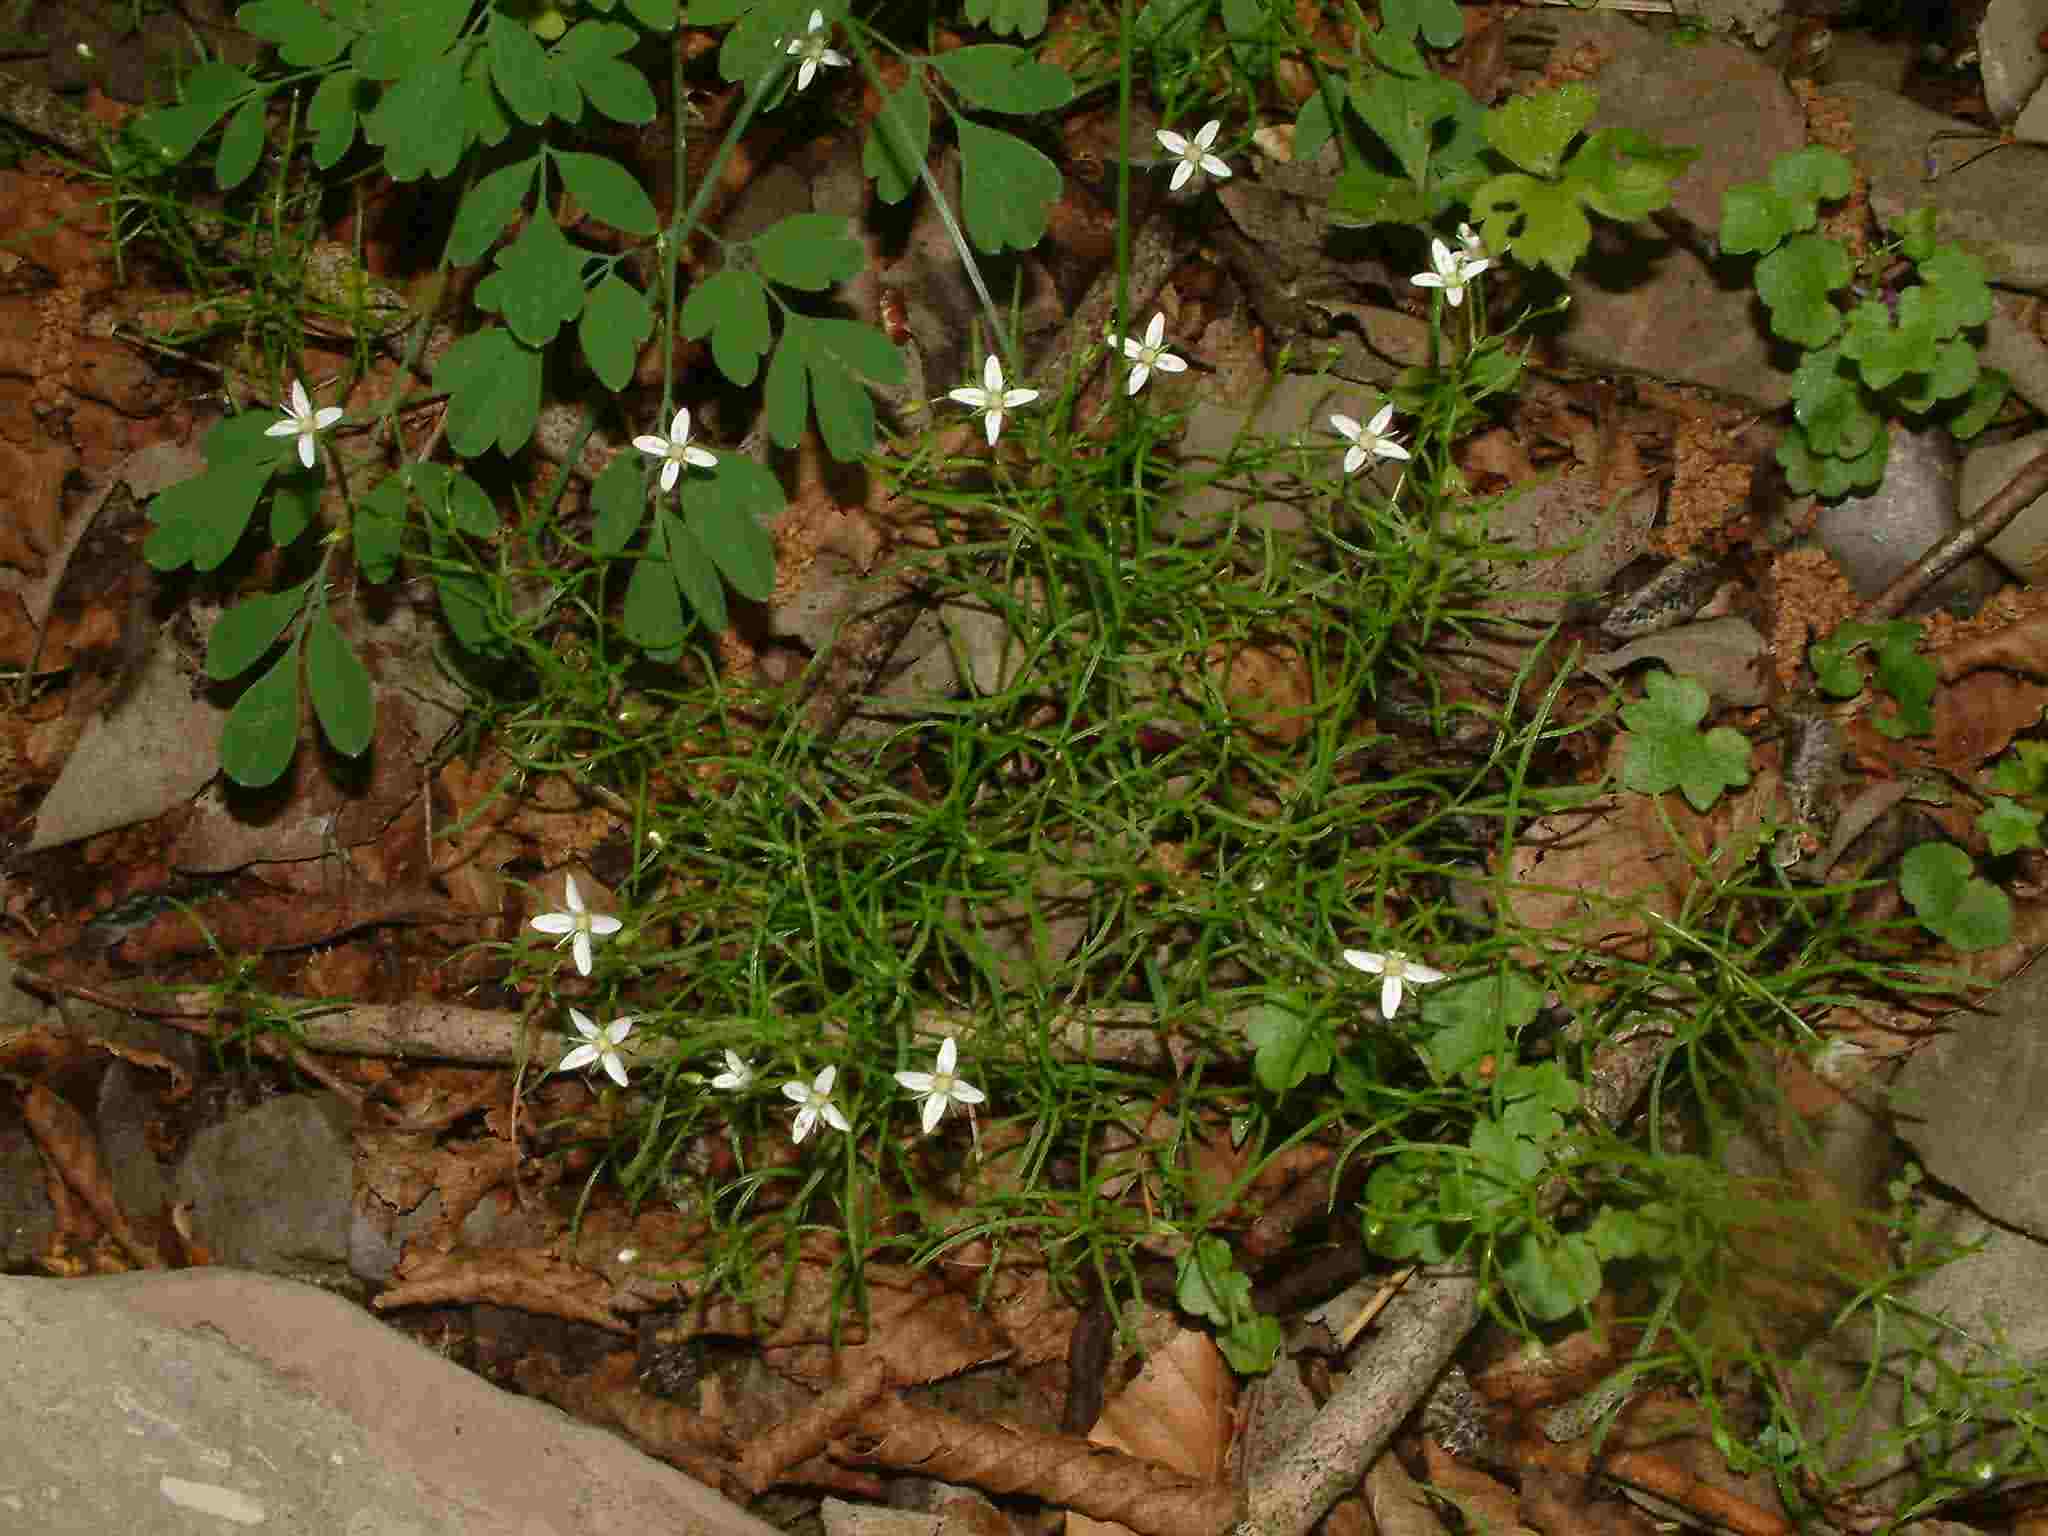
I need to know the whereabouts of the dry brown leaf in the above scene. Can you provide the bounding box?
[22,1080,161,1269]
[1069,1329,1236,1536]
[1421,1438,1520,1536]
[373,1246,631,1333]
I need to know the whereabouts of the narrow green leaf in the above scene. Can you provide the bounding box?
[220,641,303,789]
[269,467,321,546]
[306,68,362,169]
[590,451,645,557]
[306,611,375,757]
[212,89,264,191]
[752,212,863,290]
[207,587,307,681]
[580,274,652,392]
[555,149,658,234]
[763,329,808,449]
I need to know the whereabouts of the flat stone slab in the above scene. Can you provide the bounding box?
[0,1269,779,1536]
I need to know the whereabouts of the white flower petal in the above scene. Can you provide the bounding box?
[920,1095,946,1135]
[1193,119,1221,150]
[289,379,313,419]
[1381,976,1405,1018]
[571,931,594,977]
[1155,129,1189,157]
[559,1043,599,1073]
[896,1070,935,1093]
[822,1103,851,1134]
[1343,948,1387,975]
[530,912,575,936]
[1143,312,1166,349]
[1154,353,1188,375]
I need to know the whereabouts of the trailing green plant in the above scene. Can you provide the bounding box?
[1719,151,2008,497]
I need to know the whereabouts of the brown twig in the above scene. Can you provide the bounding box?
[1858,447,2048,623]
[738,1355,895,1493]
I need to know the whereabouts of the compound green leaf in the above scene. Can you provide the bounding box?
[220,641,302,788]
[306,68,363,169]
[864,77,930,204]
[214,92,271,192]
[930,46,1074,114]
[306,611,375,758]
[488,10,556,124]
[474,210,588,346]
[1949,367,2009,439]
[207,586,307,681]
[624,0,678,28]
[1891,335,1978,412]
[435,327,543,457]
[1754,233,1850,349]
[752,212,863,290]
[238,0,349,66]
[763,326,808,450]
[365,55,468,180]
[1350,71,1440,184]
[590,451,645,557]
[1220,0,1276,77]
[136,62,253,165]
[1484,83,1596,179]
[448,156,537,266]
[145,462,272,574]
[558,20,655,123]
[1382,0,1465,48]
[351,0,469,80]
[443,470,499,538]
[580,274,652,391]
[1790,343,1877,457]
[680,268,772,388]
[956,120,1062,254]
[962,0,1048,39]
[555,149,657,234]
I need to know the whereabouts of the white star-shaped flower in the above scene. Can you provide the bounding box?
[782,1065,851,1143]
[529,874,623,978]
[948,355,1039,447]
[709,1050,755,1092]
[1117,312,1188,397]
[1455,222,1488,265]
[558,1009,636,1087]
[1155,119,1231,193]
[1329,405,1410,475]
[784,10,847,92]
[1412,236,1490,308]
[1342,948,1447,1019]
[893,1037,986,1136]
[264,378,344,470]
[633,407,718,493]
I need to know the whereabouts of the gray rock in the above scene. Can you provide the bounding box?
[1896,959,2048,1238]
[1826,80,2048,294]
[173,1093,356,1292]
[1978,0,2048,122]
[1546,14,1807,406]
[0,1120,53,1273]
[1170,375,1402,540]
[1962,428,2048,580]
[1816,426,2003,609]
[0,1269,782,1536]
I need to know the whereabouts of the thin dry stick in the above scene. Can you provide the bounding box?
[1858,447,2048,623]
[738,1355,894,1493]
